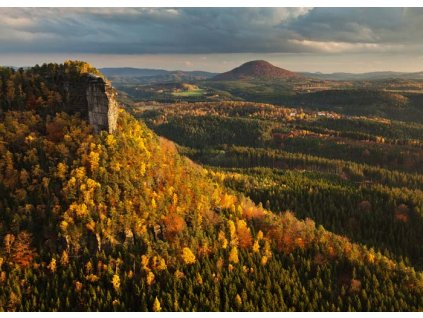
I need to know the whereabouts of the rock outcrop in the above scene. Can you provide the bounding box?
[64,74,119,133]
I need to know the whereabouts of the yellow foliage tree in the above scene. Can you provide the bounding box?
[156,257,167,271]
[151,198,157,210]
[263,240,272,258]
[106,134,116,148]
[235,294,242,307]
[146,271,155,286]
[252,240,260,253]
[181,247,196,265]
[112,274,120,291]
[228,220,236,239]
[218,230,228,249]
[367,249,376,264]
[227,220,238,246]
[196,272,203,285]
[257,230,264,241]
[141,255,150,271]
[56,162,67,180]
[60,250,69,266]
[229,246,239,264]
[47,258,57,273]
[152,297,161,312]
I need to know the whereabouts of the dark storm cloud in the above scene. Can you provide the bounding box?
[0,7,422,54]
[285,8,423,44]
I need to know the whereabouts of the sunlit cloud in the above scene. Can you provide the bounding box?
[289,39,404,53]
[0,8,423,72]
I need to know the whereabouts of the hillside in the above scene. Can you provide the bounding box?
[101,67,215,79]
[102,63,423,124]
[213,60,300,81]
[301,71,423,81]
[0,62,422,311]
[292,89,423,121]
[101,67,216,85]
[138,101,423,269]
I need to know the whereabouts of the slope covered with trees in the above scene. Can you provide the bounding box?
[138,102,423,271]
[0,63,422,311]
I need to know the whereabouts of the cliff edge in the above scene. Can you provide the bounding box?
[64,73,119,133]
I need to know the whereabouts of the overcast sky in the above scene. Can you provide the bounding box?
[1,7,422,73]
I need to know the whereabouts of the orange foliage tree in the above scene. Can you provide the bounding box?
[236,220,253,249]
[163,213,186,241]
[10,231,35,268]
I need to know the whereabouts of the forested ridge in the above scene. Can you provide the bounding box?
[139,103,423,270]
[137,100,423,311]
[0,63,422,311]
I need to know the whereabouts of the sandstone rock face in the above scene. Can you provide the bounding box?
[64,73,119,133]
[86,75,119,133]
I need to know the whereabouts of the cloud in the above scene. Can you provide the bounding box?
[284,8,423,45]
[288,39,404,54]
[0,8,422,55]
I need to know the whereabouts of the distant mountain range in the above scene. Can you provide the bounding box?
[101,62,423,83]
[100,67,216,84]
[299,71,423,81]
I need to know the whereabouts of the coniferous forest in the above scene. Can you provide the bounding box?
[0,62,422,312]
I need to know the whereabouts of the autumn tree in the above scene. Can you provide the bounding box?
[10,231,35,268]
[163,213,186,241]
[236,219,253,249]
[229,246,239,264]
[152,297,161,312]
[181,247,196,265]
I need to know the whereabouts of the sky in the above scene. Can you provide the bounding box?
[1,7,423,73]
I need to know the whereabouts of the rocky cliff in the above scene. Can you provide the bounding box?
[85,74,119,133]
[64,73,119,133]
[0,62,119,134]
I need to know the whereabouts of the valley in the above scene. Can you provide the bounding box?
[0,61,422,311]
[135,101,423,269]
[104,60,423,123]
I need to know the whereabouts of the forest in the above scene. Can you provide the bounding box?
[138,102,423,275]
[0,62,421,311]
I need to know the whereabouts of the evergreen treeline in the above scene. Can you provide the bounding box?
[220,168,423,270]
[140,102,423,173]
